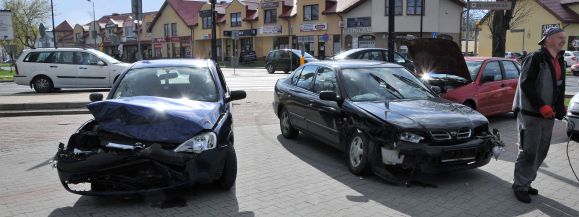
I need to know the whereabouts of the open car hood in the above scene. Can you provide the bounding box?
[408,38,471,83]
[87,96,221,144]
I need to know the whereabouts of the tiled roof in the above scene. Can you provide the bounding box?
[536,0,579,23]
[561,0,579,4]
[54,21,73,32]
[279,0,297,18]
[167,0,205,26]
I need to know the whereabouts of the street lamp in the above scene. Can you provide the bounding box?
[87,0,97,48]
[209,0,217,61]
[50,0,56,48]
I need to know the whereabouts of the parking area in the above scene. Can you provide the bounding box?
[0,91,578,217]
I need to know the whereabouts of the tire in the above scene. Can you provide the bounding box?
[216,148,237,190]
[32,76,54,93]
[346,131,370,175]
[279,107,299,139]
[463,101,476,110]
[266,64,275,74]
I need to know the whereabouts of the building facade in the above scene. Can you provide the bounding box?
[478,0,579,56]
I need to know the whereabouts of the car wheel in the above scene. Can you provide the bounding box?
[216,147,237,190]
[32,76,54,93]
[266,64,275,74]
[347,131,370,175]
[279,108,299,139]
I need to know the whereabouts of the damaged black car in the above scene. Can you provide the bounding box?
[273,60,503,181]
[54,59,246,196]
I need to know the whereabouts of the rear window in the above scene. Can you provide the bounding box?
[23,52,52,63]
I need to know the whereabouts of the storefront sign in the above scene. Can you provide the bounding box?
[223,29,257,37]
[344,27,372,34]
[259,25,282,34]
[105,23,117,29]
[152,38,166,43]
[300,23,327,32]
[170,36,180,42]
[262,2,278,9]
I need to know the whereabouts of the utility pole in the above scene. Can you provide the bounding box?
[387,0,395,63]
[210,0,217,61]
[50,0,56,48]
[88,0,96,48]
[465,0,470,55]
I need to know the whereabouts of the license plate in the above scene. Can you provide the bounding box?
[441,148,476,163]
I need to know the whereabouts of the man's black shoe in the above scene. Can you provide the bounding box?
[528,187,538,195]
[514,190,531,203]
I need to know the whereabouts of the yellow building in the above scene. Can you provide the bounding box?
[478,0,579,57]
[53,21,74,47]
[72,24,89,47]
[149,0,204,58]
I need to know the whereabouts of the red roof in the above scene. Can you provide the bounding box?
[167,0,205,26]
[536,0,579,23]
[561,0,579,4]
[54,21,73,32]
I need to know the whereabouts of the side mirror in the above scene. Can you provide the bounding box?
[431,86,442,95]
[89,93,103,102]
[97,61,106,66]
[227,90,246,102]
[319,91,338,101]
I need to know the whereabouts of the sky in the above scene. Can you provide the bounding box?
[50,0,166,28]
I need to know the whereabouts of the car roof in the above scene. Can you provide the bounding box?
[465,57,513,61]
[131,59,212,69]
[308,60,402,69]
[23,48,97,52]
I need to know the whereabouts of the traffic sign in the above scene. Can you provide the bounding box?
[468,1,512,10]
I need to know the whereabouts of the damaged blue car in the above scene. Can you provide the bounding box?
[54,59,246,196]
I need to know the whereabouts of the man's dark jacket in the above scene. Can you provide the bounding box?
[513,47,566,120]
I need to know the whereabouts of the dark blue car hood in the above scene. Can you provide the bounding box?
[352,98,487,130]
[87,96,221,144]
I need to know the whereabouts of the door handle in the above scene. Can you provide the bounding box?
[50,65,57,68]
[79,67,87,69]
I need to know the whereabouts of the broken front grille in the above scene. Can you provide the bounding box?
[430,128,471,141]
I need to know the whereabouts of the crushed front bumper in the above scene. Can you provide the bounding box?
[391,138,494,173]
[55,143,230,196]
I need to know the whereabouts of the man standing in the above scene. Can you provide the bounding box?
[512,27,566,203]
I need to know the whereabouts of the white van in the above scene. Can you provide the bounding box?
[14,48,131,93]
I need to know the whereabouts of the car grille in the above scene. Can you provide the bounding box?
[430,128,471,141]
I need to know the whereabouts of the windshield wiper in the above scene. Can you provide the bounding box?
[369,73,404,99]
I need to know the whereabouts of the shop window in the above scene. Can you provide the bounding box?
[304,5,319,21]
[385,0,403,15]
[164,24,169,37]
[171,23,177,36]
[202,17,212,29]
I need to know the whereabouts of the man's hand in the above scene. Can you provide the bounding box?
[540,105,555,119]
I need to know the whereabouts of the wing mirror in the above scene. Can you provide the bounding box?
[227,90,247,102]
[89,93,104,102]
[319,91,338,102]
[430,86,442,95]
[97,61,106,66]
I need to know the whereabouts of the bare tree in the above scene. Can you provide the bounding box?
[484,0,533,57]
[2,0,51,49]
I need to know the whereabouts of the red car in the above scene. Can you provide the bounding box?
[409,39,521,116]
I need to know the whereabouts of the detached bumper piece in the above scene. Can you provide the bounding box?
[55,127,227,196]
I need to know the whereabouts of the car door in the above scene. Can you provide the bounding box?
[286,65,318,131]
[358,50,385,61]
[306,66,341,146]
[501,60,521,112]
[477,61,505,114]
[76,51,110,87]
[53,51,80,87]
[278,50,291,71]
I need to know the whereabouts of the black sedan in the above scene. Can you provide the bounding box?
[332,48,415,72]
[54,59,246,196]
[273,61,501,177]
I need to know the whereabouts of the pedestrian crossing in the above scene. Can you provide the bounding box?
[225,75,286,91]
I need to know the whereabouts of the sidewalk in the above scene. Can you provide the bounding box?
[0,91,107,117]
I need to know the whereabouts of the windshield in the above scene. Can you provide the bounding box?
[291,50,314,58]
[333,49,358,59]
[112,67,218,102]
[90,49,121,64]
[466,61,482,81]
[341,67,435,101]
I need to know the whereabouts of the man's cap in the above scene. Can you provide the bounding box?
[538,27,565,45]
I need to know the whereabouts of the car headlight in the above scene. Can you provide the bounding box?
[174,131,217,153]
[399,132,424,143]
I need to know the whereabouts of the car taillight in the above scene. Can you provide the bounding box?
[14,63,18,75]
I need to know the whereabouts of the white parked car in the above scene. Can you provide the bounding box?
[567,92,579,139]
[564,51,579,67]
[14,48,131,93]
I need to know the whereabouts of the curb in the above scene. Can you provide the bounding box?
[0,102,88,111]
[0,80,13,83]
[0,109,90,117]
